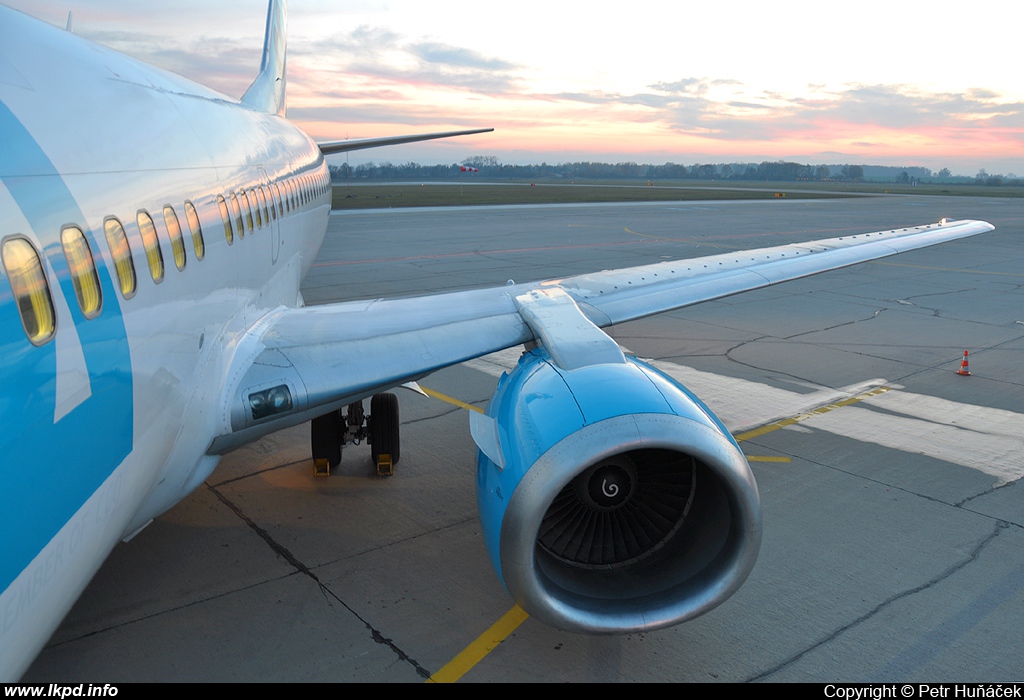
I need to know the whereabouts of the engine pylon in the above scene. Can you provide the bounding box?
[956,350,971,376]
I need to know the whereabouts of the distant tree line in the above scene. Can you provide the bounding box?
[329,158,1020,186]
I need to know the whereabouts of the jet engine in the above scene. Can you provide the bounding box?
[472,347,761,634]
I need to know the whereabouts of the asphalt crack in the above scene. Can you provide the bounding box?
[957,476,1021,512]
[211,457,309,487]
[782,308,885,340]
[744,519,1009,682]
[207,484,433,679]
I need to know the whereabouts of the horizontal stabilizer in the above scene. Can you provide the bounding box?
[318,128,493,155]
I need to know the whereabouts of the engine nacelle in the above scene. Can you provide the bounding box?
[473,348,761,634]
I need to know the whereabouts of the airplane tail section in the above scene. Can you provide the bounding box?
[241,0,287,116]
[239,0,494,150]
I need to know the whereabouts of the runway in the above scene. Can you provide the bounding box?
[24,194,1024,682]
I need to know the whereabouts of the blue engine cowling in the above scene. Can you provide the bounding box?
[473,347,761,634]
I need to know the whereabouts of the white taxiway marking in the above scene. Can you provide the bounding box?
[464,347,1024,487]
[798,393,1024,486]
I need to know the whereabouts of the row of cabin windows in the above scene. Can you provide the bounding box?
[1,168,331,346]
[216,171,331,246]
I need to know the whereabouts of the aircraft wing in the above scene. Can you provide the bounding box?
[317,128,494,155]
[209,217,992,454]
[557,217,994,325]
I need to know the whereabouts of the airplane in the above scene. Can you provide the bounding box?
[0,0,995,680]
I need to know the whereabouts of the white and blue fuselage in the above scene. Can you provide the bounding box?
[0,4,329,677]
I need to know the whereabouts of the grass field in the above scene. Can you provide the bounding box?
[330,180,1024,210]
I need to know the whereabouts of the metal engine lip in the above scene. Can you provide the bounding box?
[499,412,761,634]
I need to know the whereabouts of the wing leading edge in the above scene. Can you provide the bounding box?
[208,218,993,453]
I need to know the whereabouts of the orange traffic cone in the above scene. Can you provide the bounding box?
[956,350,971,376]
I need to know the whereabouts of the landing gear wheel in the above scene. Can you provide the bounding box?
[370,392,400,476]
[311,409,343,476]
[346,401,365,432]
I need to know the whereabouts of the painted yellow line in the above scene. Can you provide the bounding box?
[418,386,525,681]
[427,605,530,683]
[734,386,891,442]
[624,226,677,242]
[420,386,485,413]
[422,380,885,681]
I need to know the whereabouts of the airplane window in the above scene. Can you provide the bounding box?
[286,180,294,211]
[261,185,272,221]
[60,226,102,318]
[103,217,137,299]
[241,190,254,233]
[257,185,270,223]
[217,195,234,245]
[136,210,164,283]
[256,186,269,226]
[255,186,265,223]
[251,188,263,229]
[273,182,284,217]
[229,192,244,239]
[267,185,278,220]
[163,205,187,271]
[2,236,56,345]
[185,200,205,260]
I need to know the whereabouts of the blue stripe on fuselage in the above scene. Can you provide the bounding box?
[0,101,133,596]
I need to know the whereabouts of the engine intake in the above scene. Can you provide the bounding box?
[538,449,694,569]
[474,349,761,634]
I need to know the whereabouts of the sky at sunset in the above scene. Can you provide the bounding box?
[8,0,1024,175]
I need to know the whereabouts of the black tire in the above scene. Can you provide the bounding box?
[311,410,343,469]
[370,392,400,466]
